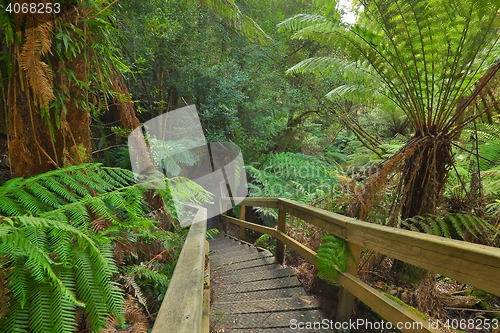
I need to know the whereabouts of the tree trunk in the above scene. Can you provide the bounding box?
[400,131,452,219]
[7,6,92,178]
[396,129,452,318]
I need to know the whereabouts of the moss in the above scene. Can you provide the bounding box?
[471,290,494,309]
[384,293,428,321]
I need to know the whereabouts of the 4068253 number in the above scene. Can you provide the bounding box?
[5,2,61,14]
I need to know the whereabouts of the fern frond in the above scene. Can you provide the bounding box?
[124,265,170,289]
[50,269,78,333]
[283,0,500,133]
[401,213,495,240]
[316,234,353,284]
[28,282,54,333]
[73,247,108,331]
[206,228,219,240]
[0,164,178,332]
[278,13,331,33]
[247,153,339,203]
[168,177,214,205]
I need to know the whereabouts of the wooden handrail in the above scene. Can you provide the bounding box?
[152,207,208,333]
[221,197,500,333]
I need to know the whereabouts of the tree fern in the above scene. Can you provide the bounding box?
[280,0,500,221]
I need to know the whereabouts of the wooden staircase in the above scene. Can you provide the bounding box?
[209,235,330,332]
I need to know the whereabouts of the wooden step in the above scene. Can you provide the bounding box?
[212,256,277,275]
[209,236,329,332]
[213,265,295,284]
[208,235,242,245]
[212,295,321,314]
[210,251,273,266]
[212,286,308,302]
[213,276,302,295]
[210,245,259,257]
[209,240,244,251]
[213,308,327,330]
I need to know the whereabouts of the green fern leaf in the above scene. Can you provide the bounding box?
[316,234,352,283]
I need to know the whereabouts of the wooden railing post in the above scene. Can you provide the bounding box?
[335,243,362,325]
[202,240,210,333]
[275,208,286,265]
[219,182,228,233]
[238,205,246,240]
[220,203,228,234]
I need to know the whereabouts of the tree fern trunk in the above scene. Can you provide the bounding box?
[400,131,453,220]
[396,130,452,317]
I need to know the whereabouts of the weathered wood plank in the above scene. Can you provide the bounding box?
[276,209,287,264]
[221,197,279,208]
[210,244,257,255]
[336,243,362,323]
[345,222,500,295]
[210,252,274,266]
[275,230,318,266]
[209,238,242,249]
[152,218,207,333]
[214,266,295,284]
[202,240,210,333]
[279,199,346,237]
[222,215,278,236]
[239,205,246,239]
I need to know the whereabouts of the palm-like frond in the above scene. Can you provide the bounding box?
[283,1,500,133]
[247,152,339,202]
[0,215,125,332]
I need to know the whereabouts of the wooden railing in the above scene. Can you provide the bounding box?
[221,197,500,333]
[151,207,209,333]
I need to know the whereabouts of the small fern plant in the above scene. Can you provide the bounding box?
[0,163,162,333]
[316,234,354,285]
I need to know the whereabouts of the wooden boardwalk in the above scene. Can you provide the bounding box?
[209,235,330,332]
[151,198,500,333]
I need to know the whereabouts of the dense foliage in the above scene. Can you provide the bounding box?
[1,0,500,331]
[0,164,186,332]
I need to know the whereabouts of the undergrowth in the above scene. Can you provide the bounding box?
[0,163,187,333]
